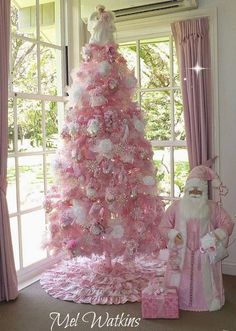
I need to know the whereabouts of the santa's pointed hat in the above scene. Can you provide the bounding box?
[187,165,216,182]
[185,165,217,193]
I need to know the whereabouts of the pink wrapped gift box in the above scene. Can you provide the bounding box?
[142,287,179,319]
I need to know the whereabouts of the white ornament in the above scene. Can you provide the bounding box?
[82,47,92,61]
[68,122,80,136]
[124,75,137,88]
[86,186,97,199]
[134,117,144,133]
[121,153,133,164]
[143,175,155,186]
[72,201,87,225]
[97,138,113,155]
[111,224,124,239]
[71,149,82,161]
[105,192,115,203]
[98,60,112,76]
[90,94,107,107]
[68,83,85,105]
[108,79,118,90]
[87,118,100,136]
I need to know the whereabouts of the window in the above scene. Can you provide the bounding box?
[8,0,65,273]
[120,36,189,205]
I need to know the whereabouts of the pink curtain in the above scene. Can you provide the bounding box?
[0,0,18,301]
[171,17,213,169]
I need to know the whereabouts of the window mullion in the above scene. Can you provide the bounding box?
[42,100,47,195]
[11,33,63,50]
[170,35,175,199]
[170,146,175,199]
[60,0,66,92]
[9,205,44,218]
[136,40,141,108]
[8,92,64,102]
[14,96,23,269]
[36,0,41,94]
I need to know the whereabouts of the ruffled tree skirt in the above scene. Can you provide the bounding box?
[40,252,167,305]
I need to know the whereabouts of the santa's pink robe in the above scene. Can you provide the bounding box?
[159,200,234,311]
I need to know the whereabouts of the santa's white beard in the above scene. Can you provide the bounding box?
[179,193,210,221]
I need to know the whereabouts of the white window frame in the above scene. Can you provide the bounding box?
[9,0,67,286]
[116,7,218,203]
[120,35,186,202]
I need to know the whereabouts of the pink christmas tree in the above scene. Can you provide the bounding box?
[44,5,165,265]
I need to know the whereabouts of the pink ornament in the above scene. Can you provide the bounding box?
[82,46,92,62]
[87,118,100,136]
[60,125,70,140]
[90,223,105,236]
[89,201,102,218]
[66,239,78,251]
[101,159,113,174]
[106,45,116,62]
[49,223,60,235]
[61,209,74,228]
[105,187,115,203]
[134,221,145,234]
[43,198,53,213]
[108,79,118,91]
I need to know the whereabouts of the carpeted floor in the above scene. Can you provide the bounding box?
[0,275,236,331]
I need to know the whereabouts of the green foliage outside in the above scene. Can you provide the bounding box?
[9,5,58,152]
[119,41,189,197]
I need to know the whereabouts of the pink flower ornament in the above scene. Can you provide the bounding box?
[43,198,53,213]
[66,239,78,251]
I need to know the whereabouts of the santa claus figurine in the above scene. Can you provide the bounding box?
[159,165,234,311]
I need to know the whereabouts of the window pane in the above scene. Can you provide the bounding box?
[11,1,36,39]
[19,155,44,211]
[140,38,170,88]
[153,146,171,196]
[12,38,38,93]
[8,98,15,153]
[174,147,189,198]
[7,158,17,215]
[141,91,171,140]
[10,217,20,271]
[45,101,61,150]
[40,46,62,95]
[174,89,185,140]
[46,154,56,186]
[21,209,47,267]
[39,0,62,45]
[17,99,43,152]
[173,41,180,86]
[119,43,137,73]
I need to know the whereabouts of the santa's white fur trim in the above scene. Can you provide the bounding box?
[169,272,181,288]
[185,178,208,192]
[214,228,227,241]
[209,298,221,311]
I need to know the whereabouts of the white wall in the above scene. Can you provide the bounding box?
[197,0,236,274]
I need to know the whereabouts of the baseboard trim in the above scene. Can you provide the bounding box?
[222,261,236,276]
[18,253,65,290]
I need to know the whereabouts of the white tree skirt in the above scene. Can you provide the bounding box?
[40,252,168,305]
